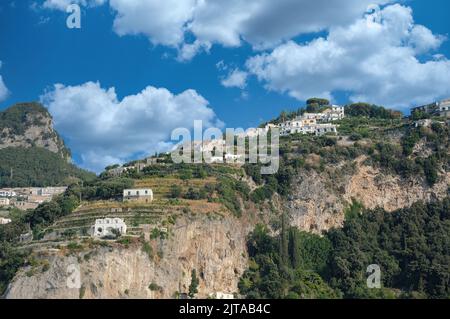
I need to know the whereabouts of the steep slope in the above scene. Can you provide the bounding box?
[286,156,449,233]
[6,214,251,299]
[0,102,69,158]
[3,107,449,299]
[0,102,95,186]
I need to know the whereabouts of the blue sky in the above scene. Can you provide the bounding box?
[0,0,449,172]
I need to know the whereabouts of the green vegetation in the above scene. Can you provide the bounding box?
[239,225,339,299]
[240,197,450,299]
[142,242,154,260]
[0,147,95,187]
[345,103,402,119]
[0,102,50,136]
[188,269,199,298]
[71,177,134,201]
[148,282,163,292]
[0,242,27,295]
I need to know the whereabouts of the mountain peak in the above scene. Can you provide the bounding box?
[0,102,71,159]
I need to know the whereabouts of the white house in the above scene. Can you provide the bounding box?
[123,188,153,203]
[208,156,224,163]
[278,105,342,137]
[314,124,338,136]
[0,218,12,225]
[439,99,450,117]
[0,189,17,197]
[0,198,10,206]
[225,153,244,163]
[91,218,127,238]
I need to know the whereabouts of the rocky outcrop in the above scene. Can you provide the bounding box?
[6,215,251,299]
[287,156,449,233]
[0,102,70,159]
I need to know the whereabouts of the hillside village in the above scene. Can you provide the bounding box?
[0,187,67,215]
[0,97,449,299]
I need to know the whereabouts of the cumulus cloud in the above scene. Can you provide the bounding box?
[40,82,223,172]
[0,76,9,102]
[104,0,391,59]
[221,69,248,89]
[0,62,10,102]
[246,4,450,108]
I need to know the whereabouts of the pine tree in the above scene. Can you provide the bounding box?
[280,213,290,267]
[189,269,199,298]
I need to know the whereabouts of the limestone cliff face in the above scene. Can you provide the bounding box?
[287,156,449,233]
[6,215,251,299]
[0,102,70,159]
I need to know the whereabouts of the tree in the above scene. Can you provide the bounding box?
[169,184,182,198]
[307,98,330,107]
[189,269,199,298]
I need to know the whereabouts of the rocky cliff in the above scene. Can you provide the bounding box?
[6,214,252,299]
[0,102,70,159]
[286,156,449,233]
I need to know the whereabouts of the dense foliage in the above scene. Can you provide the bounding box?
[345,103,402,119]
[0,242,27,295]
[240,198,450,299]
[0,147,95,187]
[70,177,135,201]
[0,102,50,135]
[239,224,340,299]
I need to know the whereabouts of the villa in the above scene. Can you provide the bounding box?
[123,188,154,203]
[412,98,450,118]
[91,218,127,238]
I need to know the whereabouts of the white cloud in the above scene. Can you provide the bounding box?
[221,69,248,89]
[246,4,450,108]
[0,76,9,102]
[110,0,196,47]
[0,62,10,102]
[104,0,390,59]
[42,0,105,11]
[40,82,223,172]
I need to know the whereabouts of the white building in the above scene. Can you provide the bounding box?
[123,188,153,203]
[39,187,67,196]
[91,218,127,238]
[314,124,338,136]
[277,106,342,137]
[0,218,12,225]
[209,156,224,163]
[224,153,244,163]
[439,99,450,117]
[0,189,17,197]
[0,198,10,206]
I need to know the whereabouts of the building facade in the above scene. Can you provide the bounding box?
[0,217,12,225]
[123,188,154,203]
[278,105,343,137]
[0,198,10,206]
[412,98,450,118]
[0,189,17,197]
[91,218,127,238]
